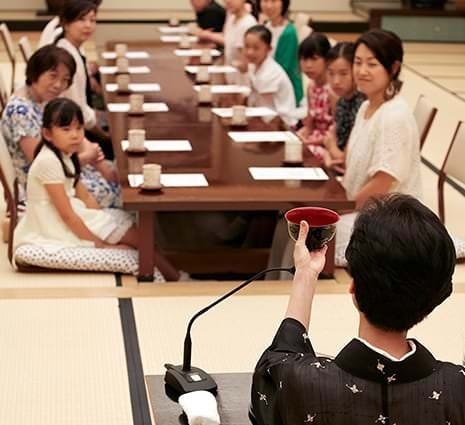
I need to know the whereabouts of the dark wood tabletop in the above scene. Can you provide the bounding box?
[102,42,354,280]
[146,373,252,425]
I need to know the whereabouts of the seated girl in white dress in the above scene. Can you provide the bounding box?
[13,98,179,280]
[244,25,297,127]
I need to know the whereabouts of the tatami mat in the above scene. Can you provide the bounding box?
[0,298,133,425]
[134,291,465,376]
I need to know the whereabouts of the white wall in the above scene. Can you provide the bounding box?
[0,0,351,12]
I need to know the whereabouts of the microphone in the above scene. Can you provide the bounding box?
[164,266,295,395]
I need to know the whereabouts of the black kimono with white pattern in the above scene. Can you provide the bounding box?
[250,318,465,425]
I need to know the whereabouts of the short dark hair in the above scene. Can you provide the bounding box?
[258,0,290,17]
[354,29,403,95]
[25,45,76,87]
[346,194,456,332]
[60,0,97,26]
[298,33,331,60]
[326,41,356,65]
[245,24,272,46]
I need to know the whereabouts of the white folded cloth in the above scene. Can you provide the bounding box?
[178,390,221,425]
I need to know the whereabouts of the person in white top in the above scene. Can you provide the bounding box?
[332,29,422,265]
[38,0,103,48]
[244,25,297,126]
[198,0,257,84]
[56,0,111,152]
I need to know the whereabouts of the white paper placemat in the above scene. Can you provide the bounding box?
[193,85,250,95]
[105,83,161,92]
[101,51,149,59]
[185,65,237,74]
[128,173,208,187]
[121,140,192,151]
[249,167,329,181]
[107,102,169,112]
[212,106,277,118]
[99,66,150,74]
[161,35,198,43]
[174,49,221,57]
[228,131,299,143]
[159,26,190,34]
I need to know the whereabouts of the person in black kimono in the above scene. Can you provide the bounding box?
[251,193,465,424]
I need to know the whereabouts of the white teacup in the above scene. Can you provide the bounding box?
[231,105,247,126]
[116,57,129,73]
[197,107,212,122]
[143,163,162,188]
[169,17,179,27]
[128,129,146,151]
[200,49,212,65]
[115,43,127,58]
[179,34,191,49]
[197,85,212,104]
[284,139,303,164]
[196,66,210,84]
[129,93,144,114]
[116,73,130,92]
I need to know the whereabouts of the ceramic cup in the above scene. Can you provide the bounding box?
[200,49,212,65]
[116,73,130,92]
[197,85,212,104]
[284,139,303,164]
[128,129,146,151]
[169,17,180,27]
[129,93,144,114]
[143,163,162,188]
[196,66,210,84]
[179,34,191,49]
[285,207,340,251]
[116,57,129,73]
[231,105,247,126]
[115,43,127,58]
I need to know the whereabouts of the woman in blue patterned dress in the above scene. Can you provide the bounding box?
[1,44,121,208]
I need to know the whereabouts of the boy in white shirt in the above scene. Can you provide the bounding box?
[244,25,297,126]
[198,0,257,84]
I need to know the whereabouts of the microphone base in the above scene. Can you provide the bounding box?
[164,364,218,396]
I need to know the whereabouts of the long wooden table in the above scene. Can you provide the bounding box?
[102,42,354,281]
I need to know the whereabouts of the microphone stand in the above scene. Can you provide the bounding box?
[164,266,295,395]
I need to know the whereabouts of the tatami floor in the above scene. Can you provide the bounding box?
[0,26,464,425]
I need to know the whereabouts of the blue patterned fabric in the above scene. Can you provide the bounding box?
[1,92,121,208]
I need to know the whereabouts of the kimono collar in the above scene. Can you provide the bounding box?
[334,338,438,384]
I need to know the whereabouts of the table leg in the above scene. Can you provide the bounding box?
[320,237,336,279]
[138,211,155,282]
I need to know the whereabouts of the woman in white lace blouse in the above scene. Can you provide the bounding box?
[335,29,422,265]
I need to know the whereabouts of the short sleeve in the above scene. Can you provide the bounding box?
[367,108,416,183]
[3,101,41,144]
[34,153,66,184]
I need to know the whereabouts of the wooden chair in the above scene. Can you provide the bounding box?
[0,130,19,264]
[0,23,16,94]
[18,35,33,63]
[438,121,465,224]
[0,70,9,114]
[413,95,437,151]
[294,13,312,42]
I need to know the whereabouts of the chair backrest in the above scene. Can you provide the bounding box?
[413,95,438,151]
[438,121,465,223]
[18,36,33,62]
[294,13,312,42]
[0,70,9,113]
[0,130,19,263]
[0,23,16,94]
